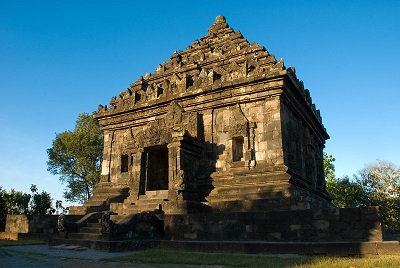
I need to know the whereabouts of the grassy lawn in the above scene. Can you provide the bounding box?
[0,239,45,247]
[102,249,400,268]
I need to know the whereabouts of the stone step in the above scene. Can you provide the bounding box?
[110,214,126,223]
[133,199,166,206]
[136,190,169,200]
[117,202,166,215]
[86,222,102,228]
[79,227,101,233]
[87,195,129,203]
[69,205,110,215]
[119,206,164,215]
[209,184,288,197]
[206,191,286,203]
[68,232,105,240]
[82,200,108,206]
[207,197,309,212]
[92,183,129,191]
[138,195,168,201]
[110,197,169,215]
[211,173,283,187]
[92,187,129,193]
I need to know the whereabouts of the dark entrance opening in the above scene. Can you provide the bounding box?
[232,136,244,162]
[140,146,169,194]
[121,154,129,173]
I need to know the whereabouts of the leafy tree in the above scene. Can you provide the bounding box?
[355,160,400,229]
[54,200,68,214]
[2,188,31,215]
[324,153,368,208]
[47,113,103,203]
[326,176,368,208]
[29,185,55,215]
[323,152,336,182]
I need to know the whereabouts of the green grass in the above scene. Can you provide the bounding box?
[102,249,400,268]
[102,249,304,267]
[0,239,45,247]
[295,256,400,268]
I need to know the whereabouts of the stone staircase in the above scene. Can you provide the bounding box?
[69,183,130,215]
[110,190,169,216]
[49,211,163,252]
[67,222,104,241]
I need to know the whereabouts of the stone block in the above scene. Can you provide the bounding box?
[360,206,381,221]
[376,241,400,255]
[340,222,365,240]
[289,224,302,231]
[339,207,361,222]
[313,220,330,231]
[184,232,197,240]
[364,220,383,241]
[246,224,259,232]
[266,232,282,241]
[313,208,331,220]
[297,229,316,241]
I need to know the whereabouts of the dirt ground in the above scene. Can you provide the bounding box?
[0,245,225,268]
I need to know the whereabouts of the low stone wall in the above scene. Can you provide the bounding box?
[4,214,83,235]
[5,215,59,234]
[164,206,383,242]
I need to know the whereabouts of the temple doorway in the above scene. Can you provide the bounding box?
[140,145,169,194]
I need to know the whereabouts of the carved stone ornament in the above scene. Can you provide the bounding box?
[57,213,66,233]
[101,211,113,234]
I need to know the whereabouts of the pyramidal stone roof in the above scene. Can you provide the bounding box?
[96,15,321,123]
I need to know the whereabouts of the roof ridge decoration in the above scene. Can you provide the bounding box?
[96,16,322,123]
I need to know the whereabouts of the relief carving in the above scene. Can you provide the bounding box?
[165,101,184,132]
[228,104,249,137]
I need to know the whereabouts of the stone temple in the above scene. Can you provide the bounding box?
[70,15,329,216]
[59,16,383,247]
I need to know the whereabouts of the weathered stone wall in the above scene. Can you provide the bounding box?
[280,89,329,207]
[195,95,284,175]
[5,215,58,234]
[165,207,383,242]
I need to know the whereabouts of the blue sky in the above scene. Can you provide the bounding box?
[1,1,399,206]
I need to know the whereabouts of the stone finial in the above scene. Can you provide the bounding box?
[215,15,226,23]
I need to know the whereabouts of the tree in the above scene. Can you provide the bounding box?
[29,185,55,215]
[355,160,400,229]
[326,176,368,208]
[2,188,31,215]
[47,113,103,203]
[323,152,336,182]
[324,153,367,208]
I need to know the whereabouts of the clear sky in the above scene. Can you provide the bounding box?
[1,1,399,206]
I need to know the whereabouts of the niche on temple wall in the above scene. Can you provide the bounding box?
[232,136,245,162]
[121,154,129,173]
[228,104,251,168]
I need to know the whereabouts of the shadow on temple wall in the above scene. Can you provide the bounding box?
[179,137,225,214]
